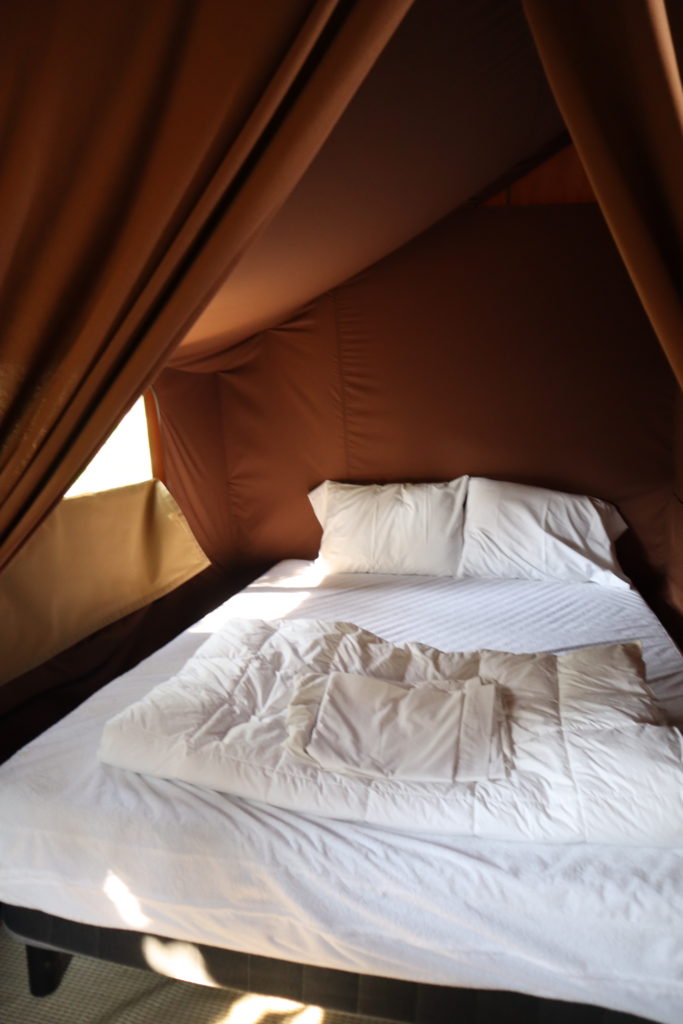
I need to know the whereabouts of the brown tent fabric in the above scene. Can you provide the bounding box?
[0,480,209,687]
[171,0,566,363]
[523,0,683,389]
[671,392,683,611]
[0,0,412,576]
[156,204,677,610]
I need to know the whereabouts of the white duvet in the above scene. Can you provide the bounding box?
[100,617,683,845]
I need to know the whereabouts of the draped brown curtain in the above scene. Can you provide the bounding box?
[0,0,411,574]
[523,0,683,389]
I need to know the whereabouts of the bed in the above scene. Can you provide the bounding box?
[2,479,683,1023]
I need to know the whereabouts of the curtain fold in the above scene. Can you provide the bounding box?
[0,0,411,574]
[523,0,683,388]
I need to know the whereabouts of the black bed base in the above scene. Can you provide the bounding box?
[2,904,652,1024]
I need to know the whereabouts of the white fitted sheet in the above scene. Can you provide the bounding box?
[2,561,683,1023]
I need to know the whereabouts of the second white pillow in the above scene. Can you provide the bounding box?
[459,477,630,588]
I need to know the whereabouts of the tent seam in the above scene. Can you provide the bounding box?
[330,289,351,479]
[217,372,242,568]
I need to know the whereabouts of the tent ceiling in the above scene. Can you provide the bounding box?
[177,0,566,360]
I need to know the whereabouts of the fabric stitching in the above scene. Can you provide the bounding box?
[330,288,351,479]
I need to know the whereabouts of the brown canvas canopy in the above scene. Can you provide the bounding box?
[1,0,682,756]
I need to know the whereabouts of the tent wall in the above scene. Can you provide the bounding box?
[156,203,678,615]
[175,0,564,362]
[672,393,683,611]
[0,481,209,687]
[485,145,595,206]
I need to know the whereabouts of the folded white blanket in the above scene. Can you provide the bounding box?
[99,618,683,844]
[287,671,507,783]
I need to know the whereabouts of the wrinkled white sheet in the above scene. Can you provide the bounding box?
[292,671,505,783]
[100,618,683,844]
[2,563,683,1023]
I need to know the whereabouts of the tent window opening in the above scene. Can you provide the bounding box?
[65,396,153,498]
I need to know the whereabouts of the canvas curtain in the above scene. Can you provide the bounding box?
[523,0,683,621]
[523,0,683,390]
[0,0,411,575]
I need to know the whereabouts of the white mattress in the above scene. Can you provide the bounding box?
[2,561,683,1023]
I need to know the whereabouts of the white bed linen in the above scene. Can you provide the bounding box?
[295,670,505,782]
[2,561,683,1023]
[99,618,683,844]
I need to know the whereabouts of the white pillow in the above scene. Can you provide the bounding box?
[308,478,468,575]
[459,477,630,588]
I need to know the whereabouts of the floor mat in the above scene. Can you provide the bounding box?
[0,926,394,1024]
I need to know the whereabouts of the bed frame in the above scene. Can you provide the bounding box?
[2,902,652,1023]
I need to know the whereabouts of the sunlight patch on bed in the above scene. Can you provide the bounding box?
[209,587,313,622]
[258,561,329,589]
[103,871,151,929]
[190,564,329,634]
